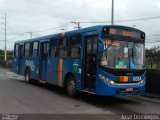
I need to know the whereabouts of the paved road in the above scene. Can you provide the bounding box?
[0,67,160,119]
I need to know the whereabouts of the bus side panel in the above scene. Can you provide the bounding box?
[46,58,58,85]
[62,58,82,91]
[31,57,39,80]
[21,58,26,76]
[18,58,23,75]
[12,58,19,74]
[20,58,28,77]
[45,58,82,90]
[23,57,39,80]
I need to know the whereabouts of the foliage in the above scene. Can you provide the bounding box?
[0,49,13,60]
[146,46,160,60]
[146,46,160,69]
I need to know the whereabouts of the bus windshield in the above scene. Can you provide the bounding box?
[100,39,145,69]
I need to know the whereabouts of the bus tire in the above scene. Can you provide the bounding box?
[66,76,77,97]
[25,69,31,84]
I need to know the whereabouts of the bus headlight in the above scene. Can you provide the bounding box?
[109,80,116,85]
[139,76,145,84]
[140,80,145,84]
[99,74,105,80]
[99,74,115,85]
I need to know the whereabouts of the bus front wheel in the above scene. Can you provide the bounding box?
[66,76,77,97]
[25,69,31,84]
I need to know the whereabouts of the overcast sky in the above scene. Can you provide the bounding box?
[0,0,160,50]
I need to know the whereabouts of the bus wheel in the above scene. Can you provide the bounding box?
[66,76,77,97]
[25,69,31,83]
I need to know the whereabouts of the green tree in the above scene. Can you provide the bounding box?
[146,46,160,69]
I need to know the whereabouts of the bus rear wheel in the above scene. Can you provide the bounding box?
[25,69,31,84]
[66,76,77,97]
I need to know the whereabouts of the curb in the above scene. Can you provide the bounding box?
[142,93,160,99]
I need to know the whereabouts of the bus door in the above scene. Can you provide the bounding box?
[18,45,24,75]
[39,42,49,81]
[13,44,19,74]
[83,35,98,91]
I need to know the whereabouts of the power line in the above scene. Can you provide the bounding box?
[12,0,94,25]
[25,32,32,39]
[5,13,160,41]
[116,16,160,22]
[7,33,27,41]
[31,22,70,33]
[6,15,160,38]
[78,15,160,24]
[145,40,160,43]
[41,3,93,21]
[7,22,70,41]
[147,35,160,38]
[8,0,74,21]
[145,41,160,44]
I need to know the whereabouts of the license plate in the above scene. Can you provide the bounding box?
[126,88,134,92]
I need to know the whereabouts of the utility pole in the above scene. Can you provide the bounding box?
[111,0,114,25]
[71,21,81,29]
[0,13,7,61]
[25,32,32,39]
[4,13,7,61]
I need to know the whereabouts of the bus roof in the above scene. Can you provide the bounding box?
[14,25,144,44]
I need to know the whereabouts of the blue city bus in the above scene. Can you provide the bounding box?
[12,25,146,97]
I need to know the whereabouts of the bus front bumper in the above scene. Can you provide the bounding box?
[96,78,145,96]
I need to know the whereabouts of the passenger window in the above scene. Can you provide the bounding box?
[92,37,98,54]
[25,43,30,57]
[59,37,68,58]
[50,39,58,58]
[19,45,24,58]
[14,45,19,58]
[69,34,81,58]
[87,37,97,55]
[30,43,33,56]
[32,42,39,57]
[42,42,49,59]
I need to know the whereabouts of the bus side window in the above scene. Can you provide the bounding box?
[32,42,39,57]
[29,43,33,57]
[50,38,58,58]
[14,44,19,58]
[42,42,49,59]
[19,45,24,58]
[59,37,68,58]
[69,34,81,58]
[24,43,30,57]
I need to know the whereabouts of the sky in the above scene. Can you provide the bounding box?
[0,0,160,50]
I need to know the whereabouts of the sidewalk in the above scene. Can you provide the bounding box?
[0,65,12,71]
[142,93,160,99]
[0,60,12,69]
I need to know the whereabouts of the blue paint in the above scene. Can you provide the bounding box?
[12,25,146,96]
[130,60,135,69]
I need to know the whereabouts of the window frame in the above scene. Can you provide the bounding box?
[58,37,69,58]
[49,38,59,58]
[24,42,31,58]
[68,34,82,58]
[19,45,24,58]
[42,42,49,59]
[14,44,19,58]
[32,41,39,57]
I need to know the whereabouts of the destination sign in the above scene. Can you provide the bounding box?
[102,27,145,39]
